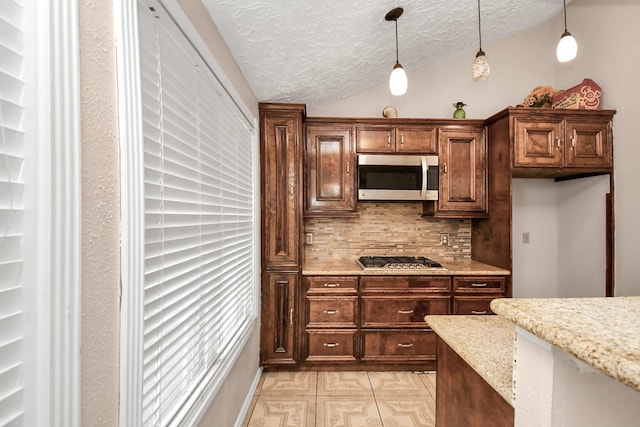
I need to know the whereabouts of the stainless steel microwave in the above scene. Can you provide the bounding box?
[357,154,439,201]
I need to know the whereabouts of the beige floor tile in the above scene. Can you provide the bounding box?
[375,396,436,427]
[368,372,430,396]
[416,373,437,399]
[316,395,382,427]
[247,395,316,427]
[317,371,373,396]
[261,371,318,396]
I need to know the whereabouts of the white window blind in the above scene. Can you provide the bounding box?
[0,1,27,425]
[139,2,257,425]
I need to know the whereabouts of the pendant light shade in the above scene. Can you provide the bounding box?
[556,0,577,62]
[390,63,408,96]
[386,7,407,96]
[472,0,489,81]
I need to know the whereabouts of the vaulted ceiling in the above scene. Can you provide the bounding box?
[202,0,571,110]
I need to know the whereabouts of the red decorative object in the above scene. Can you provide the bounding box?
[552,78,601,109]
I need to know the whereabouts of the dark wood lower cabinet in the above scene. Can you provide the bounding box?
[361,329,436,362]
[436,337,514,427]
[260,272,298,366]
[262,274,508,370]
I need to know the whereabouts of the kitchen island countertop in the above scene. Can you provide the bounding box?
[491,296,640,392]
[425,315,515,406]
[303,258,510,276]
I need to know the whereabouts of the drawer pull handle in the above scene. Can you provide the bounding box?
[400,134,404,145]
[398,309,414,315]
[290,308,293,325]
[323,342,339,348]
[397,343,414,348]
[556,136,561,149]
[323,283,340,288]
[323,310,338,315]
[471,310,488,315]
[470,282,488,287]
[387,133,391,146]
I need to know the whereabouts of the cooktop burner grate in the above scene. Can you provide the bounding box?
[357,256,443,270]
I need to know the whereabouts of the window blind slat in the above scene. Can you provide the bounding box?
[0,1,26,423]
[139,2,256,425]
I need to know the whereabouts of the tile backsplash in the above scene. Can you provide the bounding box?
[304,202,471,262]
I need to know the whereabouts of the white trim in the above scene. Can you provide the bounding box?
[115,0,146,425]
[47,1,83,426]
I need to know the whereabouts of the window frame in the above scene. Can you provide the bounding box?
[116,1,259,425]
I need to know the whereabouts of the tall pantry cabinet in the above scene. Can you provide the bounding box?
[259,103,305,366]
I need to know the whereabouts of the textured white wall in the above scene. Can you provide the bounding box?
[312,0,640,297]
[512,179,559,298]
[78,0,120,425]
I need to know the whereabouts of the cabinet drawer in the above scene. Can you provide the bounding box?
[453,296,501,315]
[361,296,450,327]
[453,276,506,293]
[306,296,357,327]
[361,276,451,293]
[362,329,436,361]
[305,330,357,362]
[305,276,358,294]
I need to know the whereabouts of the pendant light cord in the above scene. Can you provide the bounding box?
[477,0,483,50]
[562,0,568,32]
[394,19,399,64]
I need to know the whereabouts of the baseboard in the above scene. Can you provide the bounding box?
[233,366,263,427]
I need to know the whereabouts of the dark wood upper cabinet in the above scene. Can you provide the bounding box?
[305,122,357,217]
[356,125,437,153]
[511,109,614,176]
[260,103,304,269]
[436,126,488,218]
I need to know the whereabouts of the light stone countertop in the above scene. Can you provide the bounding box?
[302,257,510,276]
[491,296,640,392]
[425,315,515,406]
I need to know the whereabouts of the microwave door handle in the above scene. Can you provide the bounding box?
[420,156,428,200]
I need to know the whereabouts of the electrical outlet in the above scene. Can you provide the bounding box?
[523,232,530,244]
[440,233,449,246]
[304,232,313,245]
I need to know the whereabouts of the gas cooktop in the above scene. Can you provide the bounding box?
[357,256,444,270]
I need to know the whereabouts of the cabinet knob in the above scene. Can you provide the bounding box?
[397,309,414,315]
[323,342,339,348]
[397,343,414,348]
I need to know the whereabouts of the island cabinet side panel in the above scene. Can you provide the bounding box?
[435,337,514,427]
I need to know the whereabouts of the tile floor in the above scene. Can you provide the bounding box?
[242,371,437,427]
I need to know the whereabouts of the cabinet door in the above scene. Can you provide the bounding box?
[261,110,302,268]
[261,272,298,365]
[395,126,437,153]
[565,119,612,168]
[305,125,357,215]
[437,126,488,217]
[356,126,395,152]
[513,117,563,167]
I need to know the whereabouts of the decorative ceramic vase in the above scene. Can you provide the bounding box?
[453,102,467,119]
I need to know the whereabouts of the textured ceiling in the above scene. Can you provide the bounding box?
[202,0,570,111]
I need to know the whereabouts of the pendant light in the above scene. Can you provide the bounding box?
[385,7,408,96]
[556,0,577,62]
[472,0,489,81]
